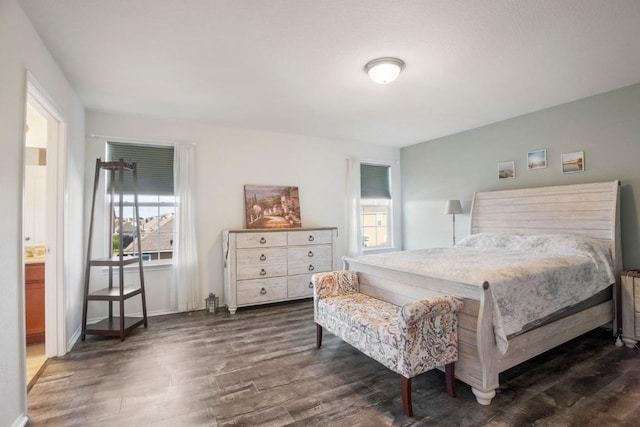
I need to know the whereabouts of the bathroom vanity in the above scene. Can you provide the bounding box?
[25,260,45,344]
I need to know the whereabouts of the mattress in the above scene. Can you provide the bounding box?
[509,286,612,339]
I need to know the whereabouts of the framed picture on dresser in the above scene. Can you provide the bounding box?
[244,184,302,229]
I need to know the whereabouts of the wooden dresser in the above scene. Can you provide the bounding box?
[223,227,337,313]
[621,271,640,348]
[25,262,45,344]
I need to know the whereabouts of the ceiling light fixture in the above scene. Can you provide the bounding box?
[364,57,405,84]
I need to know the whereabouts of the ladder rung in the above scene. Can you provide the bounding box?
[87,286,142,300]
[99,160,136,171]
[84,317,146,336]
[90,256,140,267]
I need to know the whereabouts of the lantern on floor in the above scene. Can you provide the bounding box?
[205,293,219,314]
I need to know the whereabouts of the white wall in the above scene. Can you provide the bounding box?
[0,0,85,425]
[85,111,401,315]
[401,83,640,269]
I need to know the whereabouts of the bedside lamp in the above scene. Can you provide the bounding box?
[445,200,462,246]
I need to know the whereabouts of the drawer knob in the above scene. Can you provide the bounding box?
[259,237,267,244]
[308,264,315,271]
[260,269,267,276]
[260,254,266,261]
[308,251,314,257]
[260,287,267,295]
[308,235,314,242]
[308,282,313,289]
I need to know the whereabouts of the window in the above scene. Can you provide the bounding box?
[107,142,175,262]
[360,163,392,250]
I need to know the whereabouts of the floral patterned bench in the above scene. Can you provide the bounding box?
[313,270,463,417]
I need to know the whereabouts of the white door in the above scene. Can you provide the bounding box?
[26,77,66,360]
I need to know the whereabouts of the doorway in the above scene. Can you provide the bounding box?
[24,77,66,391]
[24,99,47,388]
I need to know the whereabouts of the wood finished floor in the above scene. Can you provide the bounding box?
[27,300,640,427]
[27,343,47,391]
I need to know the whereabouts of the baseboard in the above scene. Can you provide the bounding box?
[11,413,28,427]
[67,326,81,353]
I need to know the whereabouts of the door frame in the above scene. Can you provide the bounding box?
[25,73,67,358]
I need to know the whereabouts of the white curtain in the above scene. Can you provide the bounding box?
[172,143,200,312]
[345,156,363,258]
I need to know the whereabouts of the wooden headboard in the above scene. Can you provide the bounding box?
[470,180,622,277]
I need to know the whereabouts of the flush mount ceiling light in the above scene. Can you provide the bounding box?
[364,57,405,84]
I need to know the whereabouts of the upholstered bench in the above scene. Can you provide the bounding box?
[313,270,463,417]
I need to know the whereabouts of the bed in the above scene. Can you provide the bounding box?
[343,180,622,405]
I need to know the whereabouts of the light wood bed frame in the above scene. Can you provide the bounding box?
[344,180,622,405]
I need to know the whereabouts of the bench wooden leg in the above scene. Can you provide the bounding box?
[402,364,455,418]
[401,375,413,417]
[316,323,323,348]
[445,362,456,397]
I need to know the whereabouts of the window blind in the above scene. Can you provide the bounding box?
[360,163,391,199]
[107,142,174,195]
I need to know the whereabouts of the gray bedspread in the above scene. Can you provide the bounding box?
[352,233,615,354]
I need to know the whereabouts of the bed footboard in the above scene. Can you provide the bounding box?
[344,257,500,405]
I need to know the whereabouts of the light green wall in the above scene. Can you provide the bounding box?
[401,83,640,269]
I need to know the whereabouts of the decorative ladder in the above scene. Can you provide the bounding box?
[81,158,147,341]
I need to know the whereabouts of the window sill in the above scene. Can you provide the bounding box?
[362,247,396,255]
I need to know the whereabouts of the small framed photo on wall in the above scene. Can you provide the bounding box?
[561,151,584,174]
[527,149,547,170]
[499,161,515,179]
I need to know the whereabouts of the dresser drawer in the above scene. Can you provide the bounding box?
[288,245,332,275]
[236,262,287,281]
[237,277,287,305]
[621,273,640,346]
[288,229,332,246]
[288,274,315,299]
[236,248,287,266]
[236,231,287,248]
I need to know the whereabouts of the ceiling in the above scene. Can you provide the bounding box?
[18,0,640,148]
